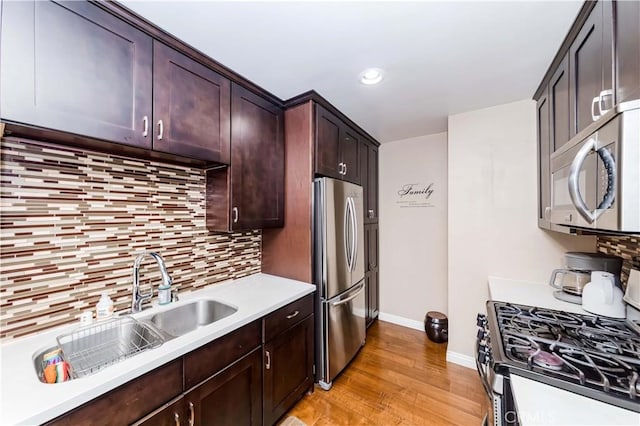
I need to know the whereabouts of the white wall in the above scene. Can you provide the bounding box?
[379,132,448,329]
[447,99,596,360]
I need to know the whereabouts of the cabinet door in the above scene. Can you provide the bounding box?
[47,359,183,426]
[133,396,186,426]
[263,315,314,426]
[184,348,262,426]
[366,269,379,328]
[0,0,152,148]
[230,84,284,230]
[367,144,378,222]
[615,0,640,103]
[364,223,379,328]
[569,1,614,136]
[340,127,361,185]
[368,223,379,270]
[153,42,231,163]
[549,55,571,152]
[537,90,551,226]
[315,105,342,180]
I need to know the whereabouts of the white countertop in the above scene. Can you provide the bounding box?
[0,273,315,425]
[488,276,640,426]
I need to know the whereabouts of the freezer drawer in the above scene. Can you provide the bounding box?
[318,280,366,390]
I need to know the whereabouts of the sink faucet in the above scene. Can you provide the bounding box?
[131,251,173,313]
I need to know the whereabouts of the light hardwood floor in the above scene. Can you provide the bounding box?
[285,320,488,426]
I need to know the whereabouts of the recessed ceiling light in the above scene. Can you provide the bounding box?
[359,68,384,85]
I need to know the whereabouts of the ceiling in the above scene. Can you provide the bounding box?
[121,1,583,143]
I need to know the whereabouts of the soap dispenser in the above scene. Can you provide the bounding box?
[96,293,114,320]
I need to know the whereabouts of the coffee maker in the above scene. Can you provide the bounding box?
[550,252,623,304]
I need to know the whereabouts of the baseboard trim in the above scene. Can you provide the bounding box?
[378,312,424,331]
[446,351,476,369]
[378,312,476,370]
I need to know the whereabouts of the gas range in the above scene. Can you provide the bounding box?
[481,301,640,414]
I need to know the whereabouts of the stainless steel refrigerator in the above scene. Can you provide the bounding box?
[314,177,366,390]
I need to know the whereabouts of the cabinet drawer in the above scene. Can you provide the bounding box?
[184,320,261,389]
[47,359,182,426]
[263,294,314,342]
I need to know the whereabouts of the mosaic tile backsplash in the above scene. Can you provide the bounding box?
[0,137,261,340]
[597,235,640,288]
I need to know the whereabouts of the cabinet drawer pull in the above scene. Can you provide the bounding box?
[158,119,164,140]
[344,163,347,175]
[174,412,180,426]
[265,350,271,370]
[368,209,374,218]
[286,310,300,319]
[188,401,194,426]
[232,207,239,223]
[142,116,149,137]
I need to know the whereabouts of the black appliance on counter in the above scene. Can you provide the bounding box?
[476,301,640,426]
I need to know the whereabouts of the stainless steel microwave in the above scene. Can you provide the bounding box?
[548,99,640,234]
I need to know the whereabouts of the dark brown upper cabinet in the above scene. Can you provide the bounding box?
[152,42,231,164]
[0,0,153,149]
[360,139,379,223]
[315,104,361,185]
[569,0,614,137]
[615,0,640,104]
[1,1,233,165]
[206,84,284,232]
[536,90,551,227]
[549,55,571,152]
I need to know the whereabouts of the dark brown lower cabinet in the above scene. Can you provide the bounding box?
[263,314,314,426]
[364,223,379,327]
[47,359,183,426]
[136,349,262,426]
[46,295,315,426]
[186,348,263,426]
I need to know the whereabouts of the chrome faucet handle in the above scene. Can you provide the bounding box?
[131,251,172,313]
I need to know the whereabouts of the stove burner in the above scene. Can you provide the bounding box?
[491,301,640,410]
[527,349,564,371]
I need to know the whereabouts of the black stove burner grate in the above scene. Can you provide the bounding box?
[494,302,640,403]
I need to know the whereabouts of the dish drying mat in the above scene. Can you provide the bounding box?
[57,316,163,378]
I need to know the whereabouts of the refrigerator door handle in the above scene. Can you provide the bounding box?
[349,197,358,272]
[344,195,352,271]
[330,281,365,307]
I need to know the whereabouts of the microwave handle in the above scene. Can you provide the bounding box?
[569,138,617,224]
[596,147,616,211]
[569,138,597,223]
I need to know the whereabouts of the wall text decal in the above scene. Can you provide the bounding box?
[395,182,435,208]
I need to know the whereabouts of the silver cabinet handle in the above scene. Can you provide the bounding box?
[265,350,271,370]
[158,119,164,140]
[338,162,344,175]
[142,116,149,137]
[591,96,601,122]
[286,310,299,319]
[174,412,180,426]
[232,207,238,223]
[188,402,194,426]
[598,89,613,115]
[368,209,374,218]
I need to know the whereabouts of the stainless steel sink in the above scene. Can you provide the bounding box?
[143,300,237,339]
